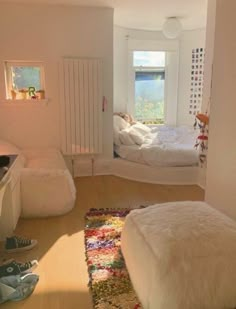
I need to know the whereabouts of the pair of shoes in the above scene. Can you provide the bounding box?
[5,236,38,253]
[0,273,39,303]
[0,236,39,303]
[0,260,38,278]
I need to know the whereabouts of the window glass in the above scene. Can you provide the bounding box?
[133,51,165,67]
[11,66,41,90]
[135,71,165,123]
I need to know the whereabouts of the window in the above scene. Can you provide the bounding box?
[133,51,166,124]
[5,62,45,100]
[127,40,179,126]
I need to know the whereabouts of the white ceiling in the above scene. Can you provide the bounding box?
[0,0,208,31]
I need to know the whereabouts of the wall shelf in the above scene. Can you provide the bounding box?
[0,99,49,107]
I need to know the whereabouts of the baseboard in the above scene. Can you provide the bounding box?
[73,157,113,177]
[94,158,113,175]
[198,167,206,190]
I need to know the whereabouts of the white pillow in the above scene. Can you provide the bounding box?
[132,122,151,135]
[113,115,130,146]
[119,129,135,146]
[129,126,144,145]
[0,139,20,155]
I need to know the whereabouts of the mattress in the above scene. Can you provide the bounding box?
[114,144,145,164]
[115,125,199,167]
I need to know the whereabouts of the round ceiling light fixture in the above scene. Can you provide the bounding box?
[162,17,183,39]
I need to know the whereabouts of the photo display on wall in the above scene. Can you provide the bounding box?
[189,48,205,116]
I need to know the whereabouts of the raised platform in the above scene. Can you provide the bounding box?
[112,158,199,185]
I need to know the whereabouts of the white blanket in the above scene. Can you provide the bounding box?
[116,125,199,167]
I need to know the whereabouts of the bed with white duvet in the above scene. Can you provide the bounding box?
[113,115,199,167]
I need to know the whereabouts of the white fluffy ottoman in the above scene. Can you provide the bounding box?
[20,149,76,218]
[121,202,236,309]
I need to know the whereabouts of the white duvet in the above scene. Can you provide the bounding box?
[115,125,199,167]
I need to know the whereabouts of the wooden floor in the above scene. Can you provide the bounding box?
[0,176,204,309]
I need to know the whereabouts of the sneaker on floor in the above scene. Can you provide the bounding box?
[0,273,39,303]
[5,236,38,253]
[0,260,38,278]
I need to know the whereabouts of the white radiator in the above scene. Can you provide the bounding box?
[60,58,103,155]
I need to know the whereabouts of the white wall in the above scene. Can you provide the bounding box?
[114,26,206,126]
[197,0,217,189]
[205,0,236,219]
[114,26,128,113]
[114,26,168,113]
[0,4,113,158]
[201,0,216,114]
[177,29,206,125]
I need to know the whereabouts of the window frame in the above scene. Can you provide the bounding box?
[4,61,45,100]
[127,39,179,126]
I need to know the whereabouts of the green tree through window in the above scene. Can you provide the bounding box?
[133,51,166,124]
[11,66,41,90]
[135,71,165,123]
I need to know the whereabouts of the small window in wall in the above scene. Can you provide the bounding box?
[133,51,165,124]
[5,62,46,100]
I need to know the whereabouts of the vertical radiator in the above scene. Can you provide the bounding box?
[60,58,103,155]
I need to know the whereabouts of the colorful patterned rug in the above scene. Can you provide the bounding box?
[84,208,142,309]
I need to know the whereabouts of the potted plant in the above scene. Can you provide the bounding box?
[36,89,45,100]
[18,89,28,100]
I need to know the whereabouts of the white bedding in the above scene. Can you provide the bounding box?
[115,125,199,167]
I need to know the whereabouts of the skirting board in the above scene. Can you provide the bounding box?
[198,167,206,189]
[73,157,113,177]
[73,156,200,185]
[112,158,199,185]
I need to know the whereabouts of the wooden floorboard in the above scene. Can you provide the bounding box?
[0,176,204,309]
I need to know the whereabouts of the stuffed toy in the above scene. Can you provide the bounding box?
[114,112,136,125]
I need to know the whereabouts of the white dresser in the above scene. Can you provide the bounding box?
[0,154,25,240]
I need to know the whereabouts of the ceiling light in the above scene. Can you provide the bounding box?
[162,17,182,39]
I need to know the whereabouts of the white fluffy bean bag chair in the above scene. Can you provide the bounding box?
[121,201,236,309]
[21,149,76,218]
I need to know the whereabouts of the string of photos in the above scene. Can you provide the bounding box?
[194,113,209,166]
